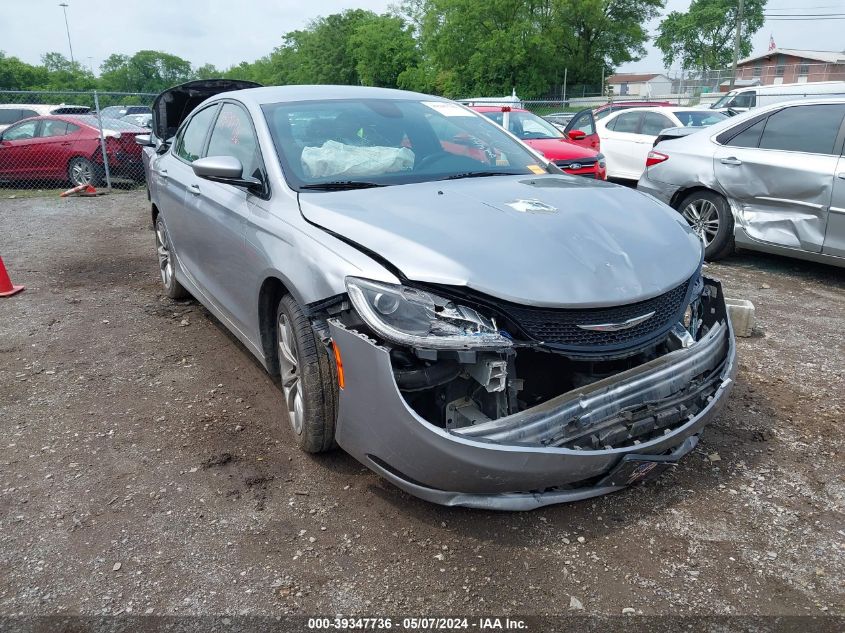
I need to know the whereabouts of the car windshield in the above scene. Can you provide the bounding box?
[262,99,552,190]
[672,110,728,127]
[711,93,737,109]
[481,110,563,140]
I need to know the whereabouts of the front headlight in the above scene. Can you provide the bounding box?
[345,277,511,349]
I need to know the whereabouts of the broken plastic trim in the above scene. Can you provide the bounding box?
[450,319,728,448]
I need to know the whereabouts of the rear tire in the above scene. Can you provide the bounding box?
[276,294,337,453]
[154,215,189,299]
[67,157,101,187]
[678,190,734,261]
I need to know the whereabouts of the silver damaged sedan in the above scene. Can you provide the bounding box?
[145,84,736,510]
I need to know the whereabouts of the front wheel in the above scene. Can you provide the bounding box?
[276,294,337,453]
[67,156,101,187]
[678,190,735,261]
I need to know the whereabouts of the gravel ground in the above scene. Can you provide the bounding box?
[0,192,843,619]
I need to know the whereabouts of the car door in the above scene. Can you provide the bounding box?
[823,153,845,258]
[599,111,643,179]
[0,120,41,179]
[184,101,267,334]
[563,109,599,150]
[36,119,75,179]
[714,103,845,253]
[155,103,221,281]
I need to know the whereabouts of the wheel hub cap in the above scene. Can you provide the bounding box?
[681,199,720,247]
[155,224,173,286]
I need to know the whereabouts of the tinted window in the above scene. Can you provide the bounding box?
[612,112,641,133]
[672,111,728,127]
[207,103,263,179]
[174,105,218,163]
[758,104,845,155]
[40,120,70,137]
[0,109,21,124]
[730,92,756,108]
[4,121,38,140]
[19,109,38,119]
[640,112,673,136]
[726,118,766,148]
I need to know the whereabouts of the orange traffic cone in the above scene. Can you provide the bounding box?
[60,183,98,197]
[0,256,25,297]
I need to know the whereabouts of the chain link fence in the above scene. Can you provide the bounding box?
[0,90,156,197]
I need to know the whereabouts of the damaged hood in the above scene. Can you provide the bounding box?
[299,176,702,308]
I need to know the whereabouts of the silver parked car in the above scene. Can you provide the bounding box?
[145,84,735,510]
[639,98,845,265]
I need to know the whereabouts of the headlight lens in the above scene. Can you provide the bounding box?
[596,153,606,169]
[346,277,511,349]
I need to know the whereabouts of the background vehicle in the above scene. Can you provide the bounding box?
[563,101,674,151]
[146,84,734,509]
[638,98,845,266]
[710,81,845,116]
[100,104,152,119]
[543,112,574,130]
[471,106,606,179]
[596,107,727,180]
[0,114,147,186]
[0,103,90,132]
[123,113,152,128]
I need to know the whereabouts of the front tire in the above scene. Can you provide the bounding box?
[678,190,735,261]
[276,294,337,453]
[154,215,189,299]
[67,156,101,187]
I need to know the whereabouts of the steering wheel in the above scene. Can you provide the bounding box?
[415,151,454,171]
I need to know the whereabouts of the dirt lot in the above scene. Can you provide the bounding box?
[1,192,843,619]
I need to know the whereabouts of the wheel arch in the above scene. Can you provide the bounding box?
[258,275,293,377]
[670,185,725,210]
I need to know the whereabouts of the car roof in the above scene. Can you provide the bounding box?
[604,106,704,116]
[210,85,454,107]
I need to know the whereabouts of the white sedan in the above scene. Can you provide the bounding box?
[597,107,727,180]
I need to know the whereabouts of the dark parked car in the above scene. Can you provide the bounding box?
[0,114,147,186]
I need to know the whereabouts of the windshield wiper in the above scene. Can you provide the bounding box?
[300,181,387,191]
[442,171,525,181]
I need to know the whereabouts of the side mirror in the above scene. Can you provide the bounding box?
[192,156,261,189]
[135,134,154,147]
[568,129,586,141]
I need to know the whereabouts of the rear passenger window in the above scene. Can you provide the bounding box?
[640,113,673,136]
[174,105,218,163]
[725,118,767,148]
[207,103,263,179]
[40,120,70,137]
[758,104,845,155]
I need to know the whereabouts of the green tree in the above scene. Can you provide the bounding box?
[656,0,766,72]
[0,51,48,89]
[195,63,221,79]
[349,14,420,88]
[40,52,96,90]
[99,50,194,93]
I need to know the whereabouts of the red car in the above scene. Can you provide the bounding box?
[470,106,606,180]
[563,101,674,152]
[0,114,147,187]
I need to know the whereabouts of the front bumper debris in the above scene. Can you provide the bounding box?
[327,288,736,510]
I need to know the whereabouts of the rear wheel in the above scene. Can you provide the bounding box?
[154,215,189,299]
[678,190,735,261]
[67,157,101,187]
[276,294,337,453]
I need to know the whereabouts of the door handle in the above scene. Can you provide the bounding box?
[188,184,201,196]
[157,168,168,178]
[720,157,742,166]
[837,172,845,180]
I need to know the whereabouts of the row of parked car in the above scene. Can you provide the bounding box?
[0,103,152,187]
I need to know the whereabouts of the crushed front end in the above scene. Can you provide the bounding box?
[321,271,736,510]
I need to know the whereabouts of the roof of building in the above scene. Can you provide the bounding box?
[606,73,668,84]
[738,48,845,65]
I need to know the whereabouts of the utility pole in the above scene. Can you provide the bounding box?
[729,0,744,89]
[59,3,74,64]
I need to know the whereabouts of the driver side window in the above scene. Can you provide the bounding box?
[174,105,218,163]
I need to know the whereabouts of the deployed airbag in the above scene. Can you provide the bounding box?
[301,140,414,178]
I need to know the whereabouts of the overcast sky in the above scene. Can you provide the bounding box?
[1,0,842,75]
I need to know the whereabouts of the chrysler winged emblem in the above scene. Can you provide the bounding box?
[576,311,656,332]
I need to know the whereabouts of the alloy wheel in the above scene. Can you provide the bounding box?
[278,314,305,434]
[155,222,173,287]
[681,198,720,246]
[70,159,93,186]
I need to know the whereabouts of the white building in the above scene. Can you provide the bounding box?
[607,73,672,98]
